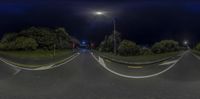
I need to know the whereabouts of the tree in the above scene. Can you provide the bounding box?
[19,27,56,50]
[151,42,163,54]
[14,37,38,50]
[0,42,15,50]
[19,27,72,50]
[54,27,71,49]
[98,31,122,52]
[152,40,179,54]
[0,43,4,50]
[118,40,139,56]
[1,33,17,43]
[139,47,153,55]
[98,35,112,52]
[0,33,19,50]
[195,43,200,51]
[0,27,73,51]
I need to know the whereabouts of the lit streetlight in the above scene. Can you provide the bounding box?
[183,40,190,50]
[94,11,104,15]
[93,11,117,55]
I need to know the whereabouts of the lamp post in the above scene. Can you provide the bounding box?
[183,40,190,50]
[53,43,56,58]
[93,11,117,55]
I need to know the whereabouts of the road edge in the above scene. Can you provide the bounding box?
[92,51,183,65]
[0,53,80,71]
[91,52,185,79]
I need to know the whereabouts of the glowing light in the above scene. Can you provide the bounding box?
[184,41,188,45]
[94,11,105,15]
[82,41,86,45]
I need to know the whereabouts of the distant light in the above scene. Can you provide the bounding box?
[184,41,188,45]
[94,11,105,15]
[82,41,86,45]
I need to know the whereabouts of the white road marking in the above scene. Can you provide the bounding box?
[192,52,200,60]
[127,66,143,69]
[91,52,99,61]
[13,68,21,75]
[0,53,80,71]
[50,53,80,69]
[159,60,179,66]
[91,52,185,79]
[0,58,22,75]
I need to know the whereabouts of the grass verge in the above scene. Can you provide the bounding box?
[0,49,73,59]
[94,50,181,62]
[192,50,200,56]
[0,49,75,68]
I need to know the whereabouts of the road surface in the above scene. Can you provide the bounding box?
[0,50,200,99]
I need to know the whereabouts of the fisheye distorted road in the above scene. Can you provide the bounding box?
[0,50,200,99]
[1,0,200,99]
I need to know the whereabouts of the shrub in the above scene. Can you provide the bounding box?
[140,47,153,55]
[152,40,179,54]
[195,43,200,51]
[98,31,122,52]
[0,27,74,50]
[14,37,38,50]
[118,40,139,56]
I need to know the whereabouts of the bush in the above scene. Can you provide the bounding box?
[14,37,38,50]
[0,41,17,50]
[195,43,200,51]
[139,47,153,55]
[0,43,5,50]
[152,40,179,54]
[118,40,139,56]
[54,28,71,49]
[98,40,109,52]
[151,42,162,54]
[1,33,17,43]
[98,31,122,52]
[0,27,74,51]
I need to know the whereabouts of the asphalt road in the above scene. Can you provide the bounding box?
[103,54,181,76]
[0,50,200,99]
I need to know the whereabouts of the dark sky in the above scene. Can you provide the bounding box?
[0,0,200,45]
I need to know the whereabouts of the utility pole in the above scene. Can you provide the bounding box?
[113,18,117,55]
[53,44,56,58]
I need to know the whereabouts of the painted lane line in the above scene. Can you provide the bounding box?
[98,57,181,79]
[0,58,21,75]
[91,52,185,79]
[0,53,80,71]
[91,52,99,62]
[191,52,200,60]
[13,68,21,75]
[50,53,80,69]
[0,57,22,72]
[25,52,80,70]
[127,66,143,69]
[159,60,179,66]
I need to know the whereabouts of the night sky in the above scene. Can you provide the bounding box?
[0,0,200,45]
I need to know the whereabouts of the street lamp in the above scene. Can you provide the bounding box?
[183,40,190,50]
[94,11,104,15]
[184,41,188,45]
[93,11,117,55]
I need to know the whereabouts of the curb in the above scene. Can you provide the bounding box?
[95,52,183,65]
[191,51,200,60]
[0,53,80,71]
[91,52,185,79]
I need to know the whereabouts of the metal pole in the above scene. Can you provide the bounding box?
[113,18,117,55]
[53,44,56,57]
[187,44,190,50]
